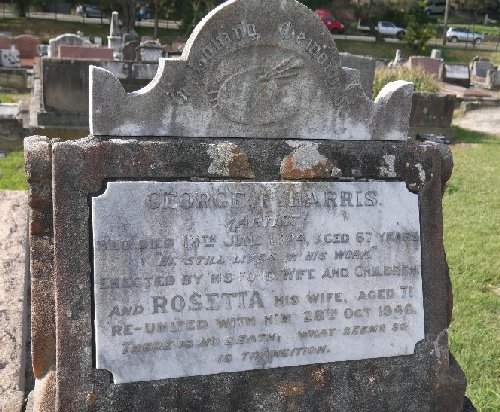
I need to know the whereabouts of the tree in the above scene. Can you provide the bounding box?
[14,0,29,17]
[119,0,136,33]
[153,0,175,38]
[405,14,435,53]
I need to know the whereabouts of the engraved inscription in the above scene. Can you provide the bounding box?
[92,182,424,384]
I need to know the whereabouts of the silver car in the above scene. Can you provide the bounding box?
[446,27,484,45]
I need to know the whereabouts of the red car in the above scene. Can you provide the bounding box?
[315,9,346,34]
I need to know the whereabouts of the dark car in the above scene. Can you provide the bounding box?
[76,4,105,18]
[136,6,153,21]
[315,9,346,34]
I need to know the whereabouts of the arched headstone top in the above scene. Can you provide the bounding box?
[90,0,413,140]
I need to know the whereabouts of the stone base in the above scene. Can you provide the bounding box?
[25,136,466,411]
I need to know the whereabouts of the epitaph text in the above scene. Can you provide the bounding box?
[92,181,424,384]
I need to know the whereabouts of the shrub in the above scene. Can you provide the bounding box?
[372,66,440,99]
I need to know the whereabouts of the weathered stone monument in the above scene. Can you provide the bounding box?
[440,63,470,88]
[48,33,92,58]
[25,0,466,410]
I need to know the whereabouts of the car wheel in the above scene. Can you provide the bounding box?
[473,38,482,45]
[451,36,458,43]
[397,31,405,40]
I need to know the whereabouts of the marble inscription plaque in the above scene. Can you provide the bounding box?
[92,181,424,384]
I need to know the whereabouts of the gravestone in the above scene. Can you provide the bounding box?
[122,41,139,61]
[485,68,500,90]
[138,40,163,62]
[471,59,493,77]
[0,33,12,50]
[58,45,114,61]
[407,56,441,78]
[440,63,470,88]
[14,35,40,61]
[339,52,375,97]
[408,92,456,140]
[430,49,442,59]
[0,46,20,68]
[48,34,92,58]
[26,0,466,410]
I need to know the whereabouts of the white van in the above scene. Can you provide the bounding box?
[425,1,446,15]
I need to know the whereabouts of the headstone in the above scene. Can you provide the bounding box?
[138,40,163,62]
[26,0,466,410]
[0,33,11,50]
[122,41,139,61]
[430,49,442,59]
[94,36,103,46]
[408,92,456,140]
[388,49,403,67]
[58,45,114,61]
[440,63,470,88]
[48,34,92,58]
[471,59,493,77]
[339,52,375,97]
[0,45,21,68]
[38,44,48,56]
[13,34,39,60]
[407,56,441,78]
[165,41,185,56]
[123,32,138,44]
[108,11,122,59]
[485,68,500,90]
[35,58,158,130]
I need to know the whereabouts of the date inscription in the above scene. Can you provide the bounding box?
[92,181,424,384]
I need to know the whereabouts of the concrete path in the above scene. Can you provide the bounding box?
[453,107,500,137]
[0,191,29,412]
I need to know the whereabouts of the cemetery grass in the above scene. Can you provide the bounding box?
[0,18,179,45]
[0,92,30,103]
[335,39,499,65]
[445,127,500,412]
[0,149,26,190]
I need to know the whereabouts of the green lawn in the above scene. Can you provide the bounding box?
[335,39,499,64]
[445,127,500,412]
[0,128,498,409]
[0,149,26,190]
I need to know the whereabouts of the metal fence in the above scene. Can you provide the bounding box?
[0,6,180,30]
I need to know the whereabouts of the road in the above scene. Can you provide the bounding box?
[1,11,498,51]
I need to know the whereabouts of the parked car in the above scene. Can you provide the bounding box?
[136,6,153,21]
[424,1,446,15]
[315,9,346,34]
[376,21,407,39]
[357,20,406,39]
[446,27,484,45]
[76,4,104,18]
